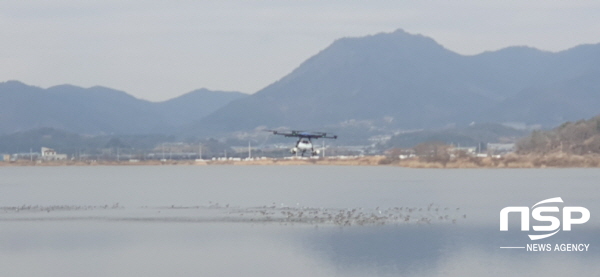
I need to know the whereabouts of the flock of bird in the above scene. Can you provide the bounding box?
[0,203,122,213]
[204,202,466,226]
[0,202,466,226]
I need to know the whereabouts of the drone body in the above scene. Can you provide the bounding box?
[267,130,337,157]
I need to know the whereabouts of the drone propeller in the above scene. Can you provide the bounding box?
[266,129,337,139]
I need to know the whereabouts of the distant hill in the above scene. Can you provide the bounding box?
[0,127,95,154]
[0,127,164,155]
[382,123,527,149]
[195,29,600,135]
[0,127,238,157]
[0,81,246,135]
[155,88,247,127]
[517,115,600,155]
[488,65,600,125]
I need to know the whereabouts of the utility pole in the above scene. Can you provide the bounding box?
[248,141,252,159]
[198,142,203,160]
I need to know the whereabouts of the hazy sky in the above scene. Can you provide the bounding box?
[2,1,600,101]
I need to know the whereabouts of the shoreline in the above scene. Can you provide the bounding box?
[393,153,600,168]
[0,156,386,167]
[2,154,600,168]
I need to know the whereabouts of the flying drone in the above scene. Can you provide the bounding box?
[267,130,337,157]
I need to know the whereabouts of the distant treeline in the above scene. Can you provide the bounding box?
[382,123,526,149]
[517,115,600,155]
[0,127,232,158]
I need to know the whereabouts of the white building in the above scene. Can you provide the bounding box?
[487,143,515,154]
[41,147,67,160]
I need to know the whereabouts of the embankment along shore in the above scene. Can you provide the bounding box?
[2,153,600,168]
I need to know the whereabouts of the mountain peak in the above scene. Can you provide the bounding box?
[478,45,549,57]
[47,84,84,91]
[190,88,212,94]
[321,29,454,64]
[388,28,436,41]
[1,80,35,90]
[335,28,443,46]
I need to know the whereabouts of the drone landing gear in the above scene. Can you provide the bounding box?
[290,147,320,157]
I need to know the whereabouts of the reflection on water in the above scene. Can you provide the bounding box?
[2,221,598,277]
[0,221,333,277]
[306,225,600,276]
[0,166,598,276]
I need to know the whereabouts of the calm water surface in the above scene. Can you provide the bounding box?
[0,166,598,276]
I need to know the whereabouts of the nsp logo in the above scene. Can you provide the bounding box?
[500,197,590,240]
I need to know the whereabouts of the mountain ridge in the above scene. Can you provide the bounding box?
[3,29,600,138]
[194,29,600,135]
[0,81,246,135]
